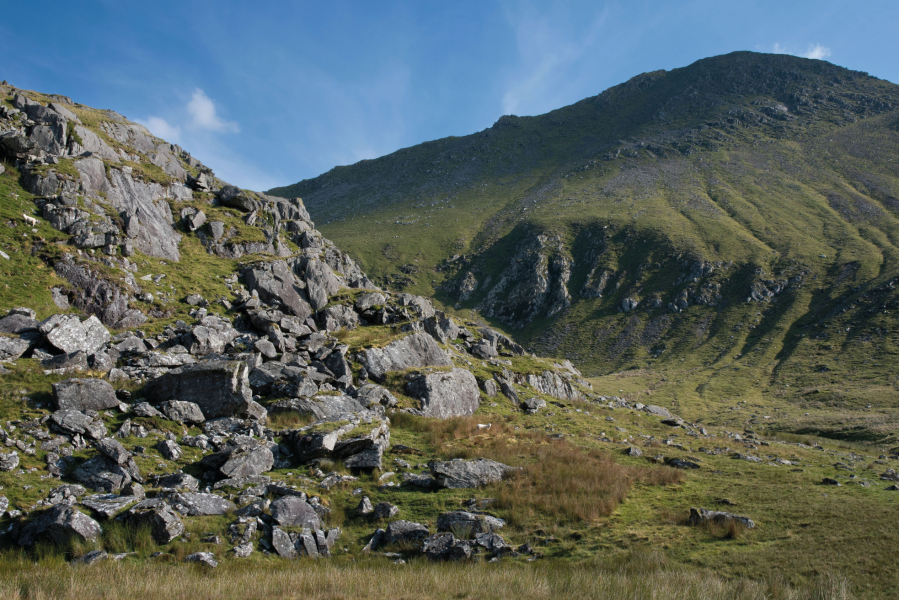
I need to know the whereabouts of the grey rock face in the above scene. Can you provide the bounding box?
[243,261,312,320]
[248,362,307,394]
[41,351,89,374]
[423,311,460,344]
[52,256,130,327]
[52,378,119,412]
[356,496,374,515]
[219,445,274,479]
[156,440,182,461]
[689,507,755,529]
[271,527,298,558]
[436,511,505,534]
[428,459,517,489]
[0,312,39,334]
[144,361,252,419]
[521,397,546,413]
[274,395,370,421]
[156,473,200,492]
[270,496,322,529]
[320,305,359,332]
[50,409,106,439]
[359,332,452,382]
[373,502,399,520]
[126,499,184,543]
[16,505,102,546]
[0,336,29,361]
[355,292,386,312]
[406,368,480,419]
[96,438,131,466]
[161,401,205,423]
[353,383,398,410]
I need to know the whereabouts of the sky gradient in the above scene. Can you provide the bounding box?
[1,1,896,191]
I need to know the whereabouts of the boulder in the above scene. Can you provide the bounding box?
[96,438,131,466]
[0,451,19,471]
[423,311,460,344]
[156,440,182,461]
[0,336,30,361]
[200,438,274,479]
[373,502,399,520]
[428,459,517,489]
[156,473,200,492]
[40,315,110,355]
[270,496,322,529]
[41,351,89,374]
[184,552,218,568]
[320,305,359,332]
[50,409,106,439]
[126,499,184,543]
[16,505,102,546]
[271,527,298,558]
[359,332,452,382]
[161,400,206,424]
[356,496,374,516]
[165,492,235,516]
[353,383,398,410]
[689,507,755,529]
[406,368,480,418]
[73,456,137,493]
[422,532,472,561]
[243,260,312,320]
[143,361,253,419]
[355,292,386,312]
[52,378,119,412]
[0,313,39,334]
[81,494,138,519]
[521,397,546,413]
[383,520,429,547]
[436,511,505,534]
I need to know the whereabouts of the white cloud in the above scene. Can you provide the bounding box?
[186,88,239,133]
[137,116,181,143]
[772,43,831,60]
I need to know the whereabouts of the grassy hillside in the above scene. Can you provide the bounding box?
[269,51,899,445]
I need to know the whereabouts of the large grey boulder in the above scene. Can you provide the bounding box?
[184,316,239,355]
[81,494,138,519]
[0,312,39,334]
[270,495,322,529]
[73,456,137,493]
[40,315,110,355]
[359,332,452,382]
[0,451,19,471]
[248,362,307,394]
[406,368,480,418]
[436,511,505,534]
[50,409,107,439]
[96,438,132,466]
[422,532,472,561]
[320,305,359,332]
[144,361,252,419]
[16,506,102,546]
[243,261,312,320]
[126,499,184,543]
[273,395,371,421]
[199,438,274,479]
[52,378,119,412]
[423,312,460,344]
[165,492,235,516]
[428,459,517,489]
[354,383,398,410]
[156,472,200,492]
[0,336,30,361]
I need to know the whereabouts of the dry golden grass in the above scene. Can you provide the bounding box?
[0,555,853,600]
[391,414,682,526]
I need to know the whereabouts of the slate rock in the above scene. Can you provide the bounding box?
[41,351,89,374]
[344,445,385,470]
[428,459,517,489]
[243,260,312,320]
[81,494,138,519]
[156,440,182,461]
[156,472,199,492]
[184,552,217,568]
[270,495,322,529]
[406,368,480,419]
[353,383,398,410]
[373,502,399,520]
[17,505,102,546]
[41,315,110,355]
[0,312,39,334]
[521,397,546,413]
[74,550,108,565]
[53,378,119,412]
[356,496,374,515]
[271,527,297,558]
[73,456,135,492]
[359,332,452,382]
[96,437,131,466]
[144,360,253,419]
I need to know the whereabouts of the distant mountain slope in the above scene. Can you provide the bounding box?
[268,52,899,408]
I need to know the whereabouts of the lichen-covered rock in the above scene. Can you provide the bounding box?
[144,361,253,419]
[422,532,472,561]
[243,260,313,320]
[40,314,110,355]
[50,409,107,439]
[126,498,184,543]
[270,495,322,529]
[161,400,206,424]
[73,456,136,492]
[52,378,119,412]
[0,336,30,361]
[0,451,19,471]
[165,492,235,516]
[436,511,505,534]
[383,520,429,547]
[406,368,480,418]
[689,507,755,529]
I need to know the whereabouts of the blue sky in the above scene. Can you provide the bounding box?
[2,1,896,191]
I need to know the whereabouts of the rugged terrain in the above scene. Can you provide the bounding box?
[0,74,897,599]
[271,52,899,448]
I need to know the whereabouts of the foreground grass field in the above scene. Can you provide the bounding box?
[0,554,853,600]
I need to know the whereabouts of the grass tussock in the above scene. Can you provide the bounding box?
[0,554,853,600]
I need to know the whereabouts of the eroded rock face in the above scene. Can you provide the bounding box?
[243,261,312,320]
[358,333,452,382]
[144,361,252,419]
[52,378,119,412]
[406,368,480,419]
[40,315,110,355]
[270,496,322,529]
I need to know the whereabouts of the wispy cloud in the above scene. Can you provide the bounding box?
[771,42,832,60]
[500,0,608,116]
[186,88,239,133]
[139,116,181,144]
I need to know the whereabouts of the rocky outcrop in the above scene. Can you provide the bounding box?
[358,332,452,382]
[143,361,253,419]
[428,459,518,489]
[406,368,480,418]
[16,505,102,546]
[52,378,119,412]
